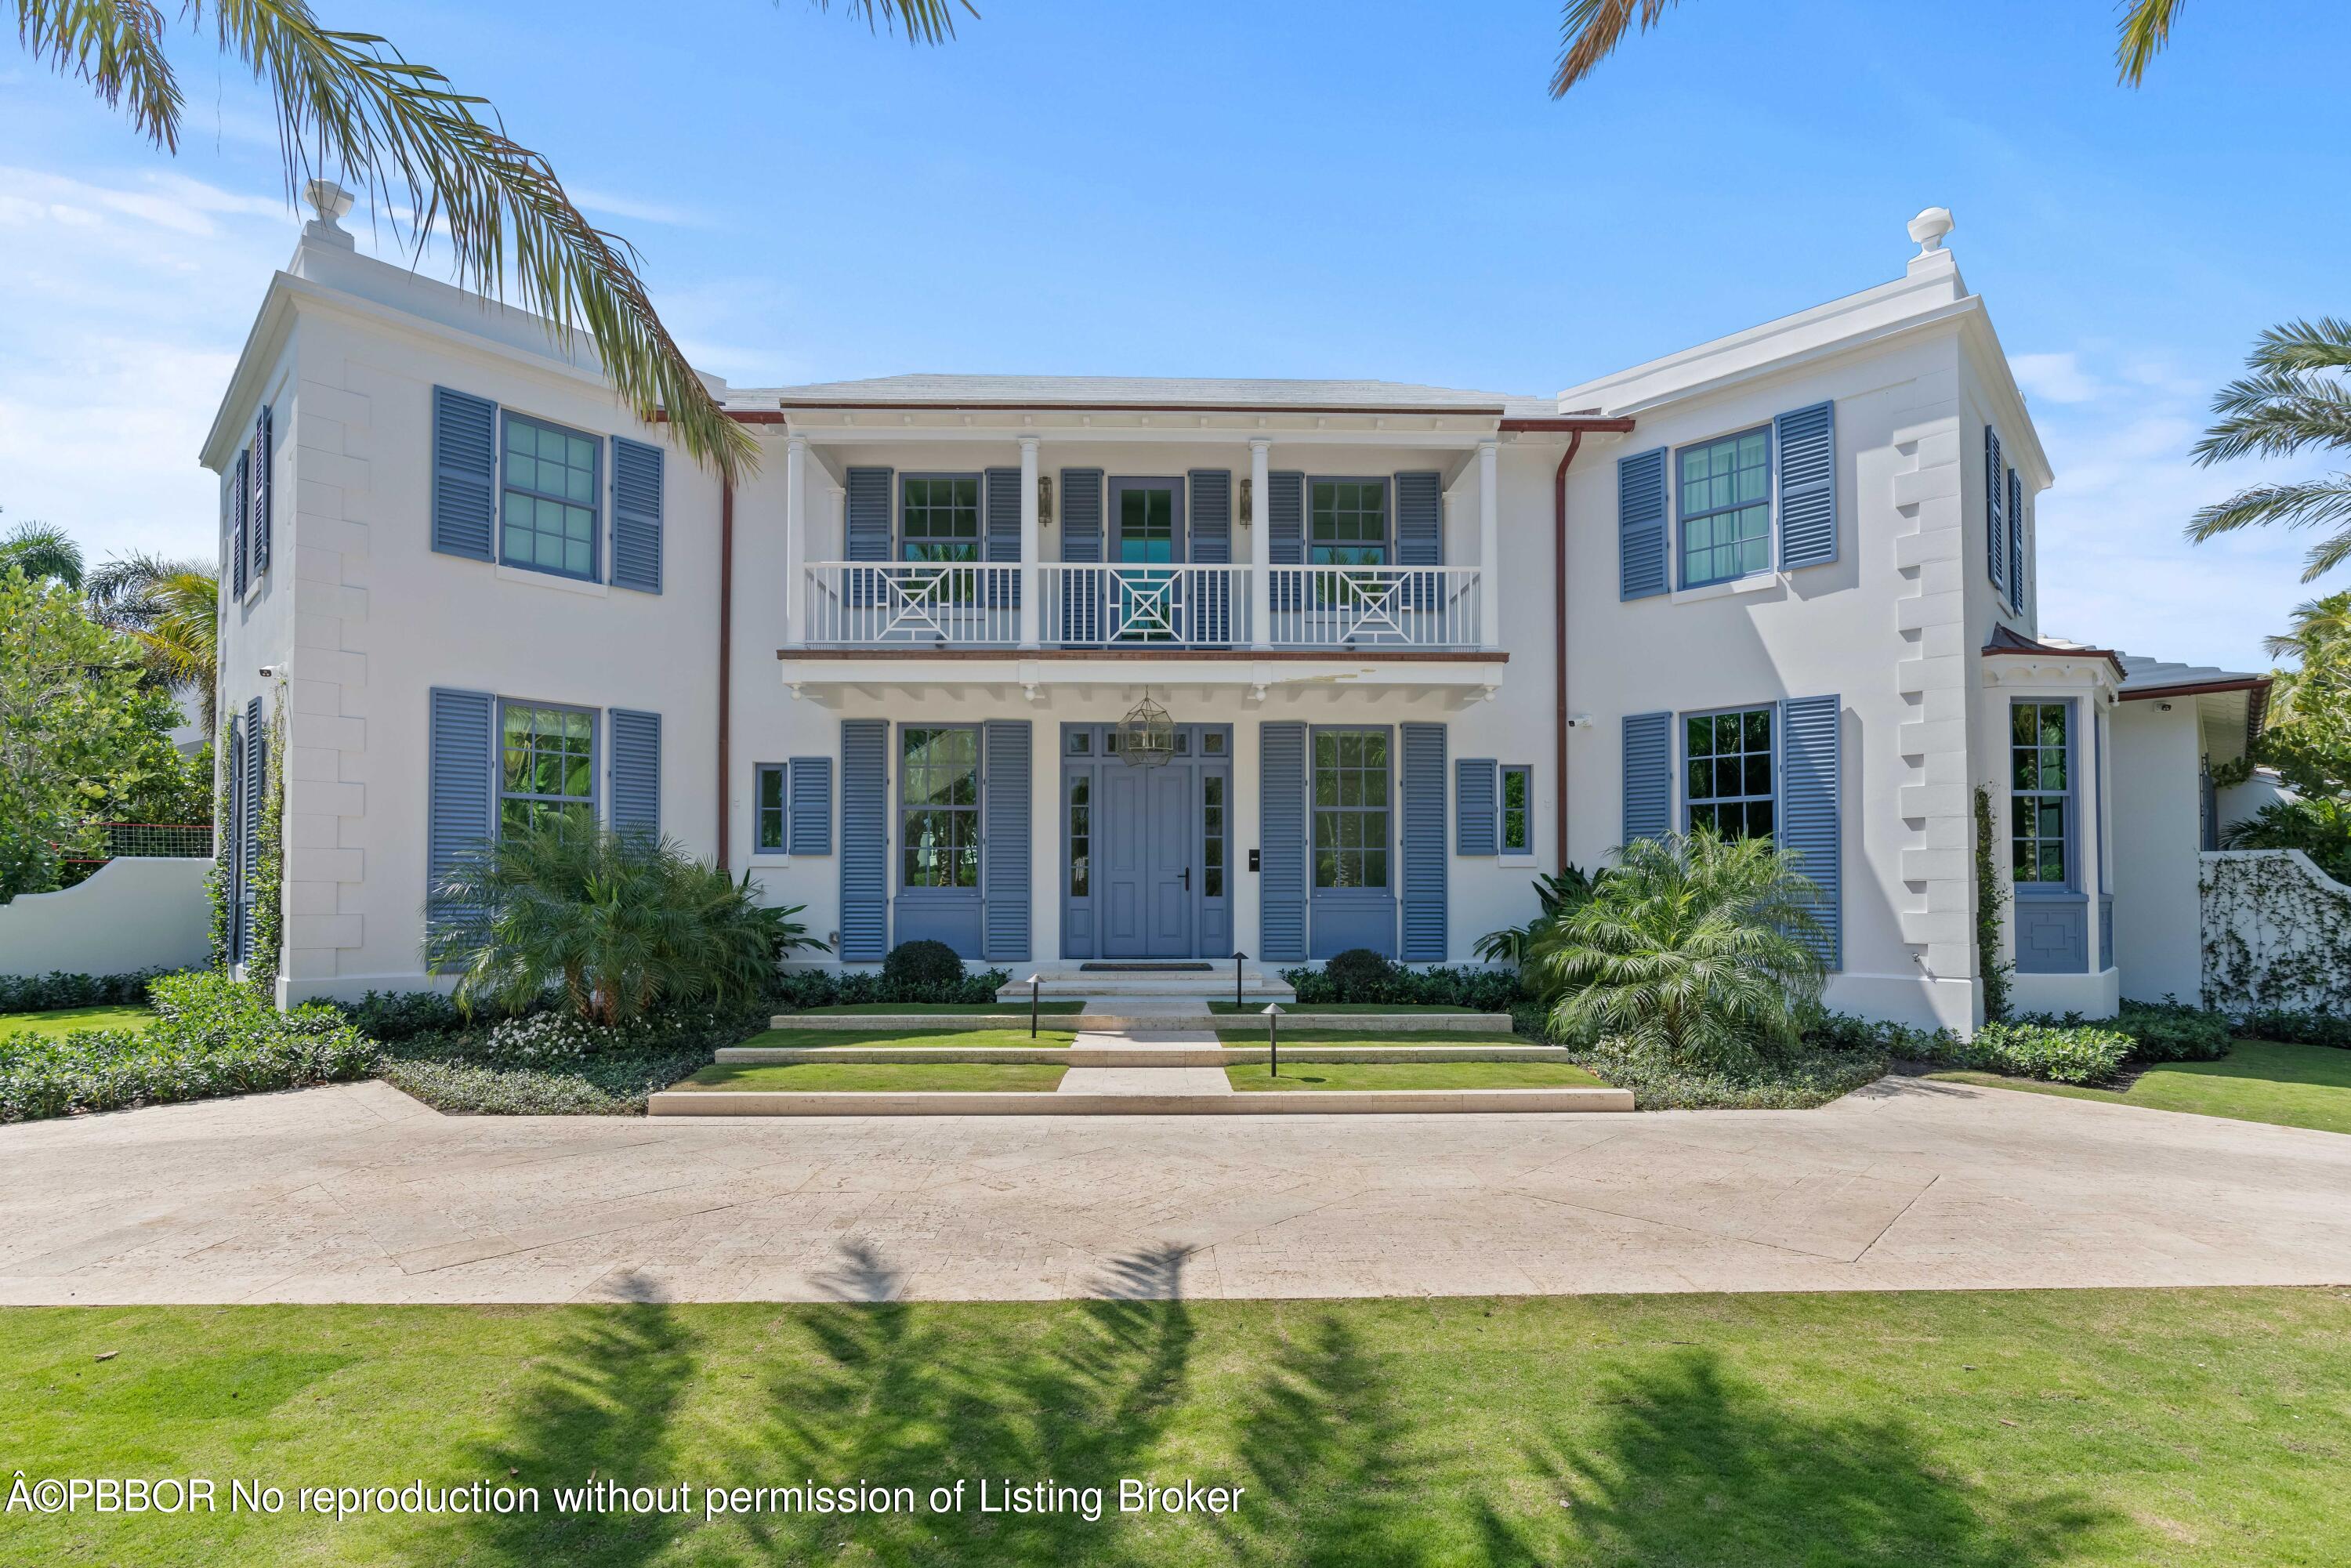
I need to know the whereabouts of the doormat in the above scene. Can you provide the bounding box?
[1078,962,1215,972]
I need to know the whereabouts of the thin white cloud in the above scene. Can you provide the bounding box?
[569,186,705,227]
[2011,350,2100,404]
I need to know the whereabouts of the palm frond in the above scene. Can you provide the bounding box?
[2248,317,2351,375]
[85,549,208,629]
[1550,0,1683,97]
[2185,476,2351,581]
[806,0,978,45]
[0,520,85,587]
[2263,592,2351,663]
[16,0,183,150]
[2190,368,2351,465]
[2114,0,2183,85]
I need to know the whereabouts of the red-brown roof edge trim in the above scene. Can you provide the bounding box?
[1497,416,1637,433]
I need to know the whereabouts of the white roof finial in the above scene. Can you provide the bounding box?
[1907,206,1954,257]
[304,178,355,227]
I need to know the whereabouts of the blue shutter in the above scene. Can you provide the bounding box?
[839,719,889,961]
[1775,400,1835,569]
[610,436,665,593]
[1456,757,1498,855]
[1268,471,1304,566]
[1780,694,1842,969]
[1621,711,1671,849]
[1984,428,2005,594]
[1617,447,1668,599]
[241,696,264,963]
[431,386,497,561]
[983,465,1021,613]
[223,717,245,964]
[846,467,893,561]
[1259,722,1307,961]
[231,451,249,598]
[1059,469,1103,643]
[426,688,495,946]
[1189,469,1233,642]
[249,406,273,578]
[2007,467,2024,609]
[608,708,661,838]
[1400,722,1448,961]
[981,719,1031,961]
[1396,470,1442,613]
[788,755,833,855]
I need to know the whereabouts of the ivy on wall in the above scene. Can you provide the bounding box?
[1974,785,2012,1023]
[2203,849,2351,1016]
[205,717,233,972]
[248,685,286,998]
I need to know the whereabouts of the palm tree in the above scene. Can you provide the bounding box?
[0,519,84,587]
[2184,319,2351,582]
[88,554,223,733]
[2264,592,2351,664]
[1471,864,1604,967]
[1550,0,2185,96]
[1525,827,1824,1073]
[18,0,970,483]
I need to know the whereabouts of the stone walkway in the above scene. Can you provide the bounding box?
[4,1074,2349,1305]
[1056,1030,1233,1095]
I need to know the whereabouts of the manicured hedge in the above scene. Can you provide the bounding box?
[0,969,173,1015]
[773,961,1012,1011]
[1281,954,1522,1012]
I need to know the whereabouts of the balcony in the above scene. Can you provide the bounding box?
[799,561,1486,651]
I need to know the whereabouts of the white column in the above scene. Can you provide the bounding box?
[1248,437,1273,650]
[1018,436,1041,649]
[781,433,806,648]
[2085,697,2106,971]
[1476,438,1500,650]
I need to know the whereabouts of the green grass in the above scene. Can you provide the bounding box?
[672,1060,1070,1092]
[1215,1028,1541,1047]
[0,1004,153,1041]
[1206,1000,1478,1014]
[3,1288,2349,1564]
[1226,1059,1607,1092]
[1930,1039,2351,1137]
[787,1001,1089,1016]
[730,1027,1078,1050]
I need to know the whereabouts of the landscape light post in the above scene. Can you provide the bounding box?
[1027,974,1041,1039]
[1232,950,1246,1011]
[1263,1002,1282,1077]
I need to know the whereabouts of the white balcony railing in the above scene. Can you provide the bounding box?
[1265,566,1483,649]
[802,562,1023,647]
[1038,563,1252,647]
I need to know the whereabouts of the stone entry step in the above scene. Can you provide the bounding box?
[766,1011,1513,1034]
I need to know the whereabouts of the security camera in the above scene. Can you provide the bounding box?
[259,663,288,678]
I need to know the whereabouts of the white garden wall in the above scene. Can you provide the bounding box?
[0,859,214,978]
[2201,849,2351,1016]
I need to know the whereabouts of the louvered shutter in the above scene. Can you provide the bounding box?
[2007,467,2024,609]
[608,708,661,838]
[1400,722,1448,961]
[1396,469,1442,612]
[788,755,832,855]
[431,387,497,561]
[839,719,889,961]
[1780,694,1842,969]
[231,451,249,598]
[1456,758,1498,855]
[1268,471,1304,564]
[426,689,495,951]
[1617,447,1668,599]
[1621,712,1672,848]
[249,406,273,578]
[241,696,265,964]
[845,468,893,560]
[1059,468,1103,643]
[1984,428,2005,594]
[981,719,1031,961]
[1259,722,1307,961]
[1775,400,1835,569]
[610,436,665,593]
[1188,469,1233,642]
[983,465,1022,612]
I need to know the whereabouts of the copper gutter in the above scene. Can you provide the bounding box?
[1552,433,1585,875]
[717,477,734,867]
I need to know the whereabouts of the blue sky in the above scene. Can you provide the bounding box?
[5,0,2346,671]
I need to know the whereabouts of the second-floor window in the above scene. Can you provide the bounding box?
[1678,428,1770,587]
[1686,706,1773,841]
[2012,701,2070,885]
[902,476,980,564]
[1310,480,1387,567]
[502,415,600,581]
[500,702,594,835]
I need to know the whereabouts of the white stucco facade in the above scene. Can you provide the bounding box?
[201,203,2247,1030]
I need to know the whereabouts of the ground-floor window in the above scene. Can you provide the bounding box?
[1685,706,1773,841]
[902,725,980,889]
[1203,774,1226,897]
[2012,701,2071,885]
[1501,764,1531,853]
[755,762,788,851]
[1067,773,1090,896]
[1313,728,1389,889]
[499,701,595,835]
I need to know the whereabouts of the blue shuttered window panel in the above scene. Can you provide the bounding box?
[2007,467,2025,610]
[1259,722,1308,961]
[846,467,893,560]
[981,720,1032,961]
[223,717,245,964]
[431,387,497,561]
[610,436,665,593]
[1774,401,1835,569]
[839,719,889,961]
[241,696,265,965]
[1189,469,1234,643]
[1059,468,1103,642]
[249,406,273,579]
[1268,471,1304,566]
[230,451,249,598]
[1984,428,2005,595]
[426,688,495,947]
[1617,447,1668,600]
[983,466,1022,612]
[1400,723,1448,962]
[1779,694,1842,969]
[788,755,833,855]
[608,708,661,838]
[1456,758,1498,855]
[1396,469,1443,613]
[1621,712,1672,849]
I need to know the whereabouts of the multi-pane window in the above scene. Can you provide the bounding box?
[2011,702,2070,885]
[1678,428,1770,586]
[1067,774,1090,897]
[901,476,981,564]
[1313,729,1389,889]
[1116,486,1177,563]
[1203,775,1226,898]
[1685,707,1774,841]
[902,726,980,889]
[755,763,788,852]
[1501,765,1531,853]
[502,415,600,580]
[1310,480,1387,567]
[499,703,594,835]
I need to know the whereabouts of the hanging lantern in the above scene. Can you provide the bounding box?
[1116,693,1175,768]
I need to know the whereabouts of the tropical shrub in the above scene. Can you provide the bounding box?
[2236,1008,2351,1049]
[2110,998,2234,1063]
[879,939,969,998]
[1577,1037,1890,1110]
[1280,961,1523,1012]
[770,965,1012,1009]
[335,987,482,1043]
[378,1051,717,1116]
[1472,865,1605,968]
[424,817,820,1024]
[1960,1022,2134,1085]
[1528,829,1824,1074]
[2221,798,2351,885]
[0,968,172,1014]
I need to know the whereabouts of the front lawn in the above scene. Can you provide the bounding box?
[3,1288,2347,1565]
[1226,1059,1607,1092]
[672,1061,1069,1092]
[730,1027,1078,1050]
[1214,1028,1548,1047]
[0,1004,154,1040]
[1206,1001,1478,1015]
[1930,1039,2351,1136]
[786,1001,1089,1016]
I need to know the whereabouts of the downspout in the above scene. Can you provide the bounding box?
[1552,432,1582,876]
[718,476,734,868]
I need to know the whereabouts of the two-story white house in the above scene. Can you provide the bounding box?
[202,195,2266,1030]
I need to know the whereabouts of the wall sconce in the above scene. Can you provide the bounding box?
[1038,474,1054,527]
[1239,476,1254,528]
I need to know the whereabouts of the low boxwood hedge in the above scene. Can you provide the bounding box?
[0,968,174,1015]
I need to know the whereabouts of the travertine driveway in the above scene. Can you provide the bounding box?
[3,1075,2349,1304]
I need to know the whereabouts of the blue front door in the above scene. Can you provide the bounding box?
[1101,763,1193,957]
